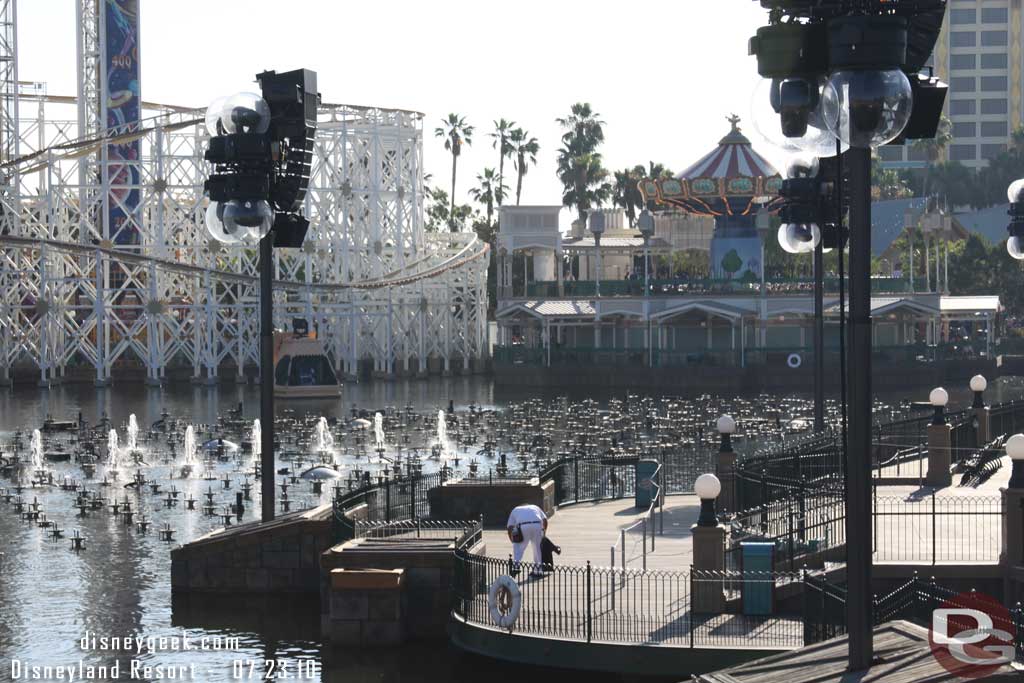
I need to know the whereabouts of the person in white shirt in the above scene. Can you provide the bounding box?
[506,503,548,576]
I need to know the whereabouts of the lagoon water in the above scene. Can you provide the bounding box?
[0,378,643,683]
[1,376,1018,682]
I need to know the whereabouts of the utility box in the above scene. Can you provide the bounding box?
[741,541,775,616]
[635,459,660,509]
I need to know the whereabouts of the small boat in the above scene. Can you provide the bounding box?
[44,451,72,462]
[42,417,77,432]
[273,319,342,399]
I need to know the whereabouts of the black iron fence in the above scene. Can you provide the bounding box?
[804,573,1024,663]
[452,548,803,648]
[873,493,1001,564]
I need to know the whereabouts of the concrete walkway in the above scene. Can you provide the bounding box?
[483,494,701,571]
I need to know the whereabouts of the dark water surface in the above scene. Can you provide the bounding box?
[0,379,660,683]
[1,376,1020,682]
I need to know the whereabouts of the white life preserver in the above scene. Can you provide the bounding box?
[487,575,522,630]
[787,353,802,369]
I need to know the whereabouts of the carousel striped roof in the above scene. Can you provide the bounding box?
[677,118,779,181]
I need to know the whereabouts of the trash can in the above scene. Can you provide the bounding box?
[634,459,660,509]
[741,541,775,616]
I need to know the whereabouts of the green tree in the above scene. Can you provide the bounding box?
[557,151,611,221]
[721,249,743,278]
[612,168,644,227]
[489,119,515,206]
[468,168,507,227]
[556,103,610,220]
[434,113,474,230]
[509,127,539,205]
[871,164,912,200]
[424,186,451,233]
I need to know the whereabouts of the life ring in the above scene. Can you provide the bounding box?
[487,575,522,630]
[787,353,802,369]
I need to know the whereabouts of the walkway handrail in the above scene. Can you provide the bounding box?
[611,462,663,574]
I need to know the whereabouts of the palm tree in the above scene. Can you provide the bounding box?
[468,168,507,227]
[633,162,674,211]
[489,119,516,206]
[612,168,644,227]
[556,103,604,156]
[434,113,474,231]
[912,115,953,202]
[557,150,611,221]
[509,127,539,205]
[556,103,609,221]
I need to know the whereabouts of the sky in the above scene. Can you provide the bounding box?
[16,0,774,222]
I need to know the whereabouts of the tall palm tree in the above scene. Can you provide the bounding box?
[556,102,605,155]
[612,168,644,227]
[509,127,539,205]
[556,103,608,221]
[468,168,507,227]
[557,150,611,221]
[912,115,953,202]
[434,113,474,231]
[489,119,515,206]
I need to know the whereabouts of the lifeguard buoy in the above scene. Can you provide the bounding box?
[787,353,802,369]
[487,575,522,630]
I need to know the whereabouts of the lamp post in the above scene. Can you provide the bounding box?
[717,414,736,453]
[589,211,605,298]
[638,209,655,298]
[750,3,947,671]
[695,473,722,527]
[1008,434,1024,491]
[929,387,948,426]
[971,374,987,409]
[204,69,318,524]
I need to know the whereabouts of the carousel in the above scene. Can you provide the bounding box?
[638,115,782,281]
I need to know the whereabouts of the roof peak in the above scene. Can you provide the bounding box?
[719,114,751,145]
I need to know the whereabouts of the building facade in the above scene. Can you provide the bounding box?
[880,0,1022,168]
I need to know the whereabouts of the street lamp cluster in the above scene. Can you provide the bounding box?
[202,68,319,522]
[748,1,949,672]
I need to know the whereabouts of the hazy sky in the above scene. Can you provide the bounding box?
[17,0,774,217]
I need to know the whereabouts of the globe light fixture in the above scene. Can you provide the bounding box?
[779,222,821,254]
[822,69,913,150]
[205,95,229,137]
[219,92,271,135]
[223,199,274,241]
[929,386,948,426]
[1006,179,1024,260]
[970,375,987,409]
[694,473,722,527]
[1006,433,1024,488]
[750,76,842,158]
[717,414,736,452]
[205,201,240,244]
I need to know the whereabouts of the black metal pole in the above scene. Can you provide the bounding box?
[814,240,825,432]
[845,147,873,671]
[260,232,275,522]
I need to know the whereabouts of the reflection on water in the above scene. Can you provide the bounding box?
[1,375,1021,682]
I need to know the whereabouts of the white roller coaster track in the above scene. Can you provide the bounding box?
[0,95,491,387]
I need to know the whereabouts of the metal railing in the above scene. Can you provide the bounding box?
[524,276,929,299]
[452,549,804,648]
[873,493,1002,564]
[354,517,483,546]
[611,463,663,574]
[803,573,1024,662]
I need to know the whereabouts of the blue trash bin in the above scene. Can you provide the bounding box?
[741,541,775,615]
[634,459,659,509]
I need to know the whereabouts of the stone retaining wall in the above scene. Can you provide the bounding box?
[170,504,333,593]
[427,478,555,526]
